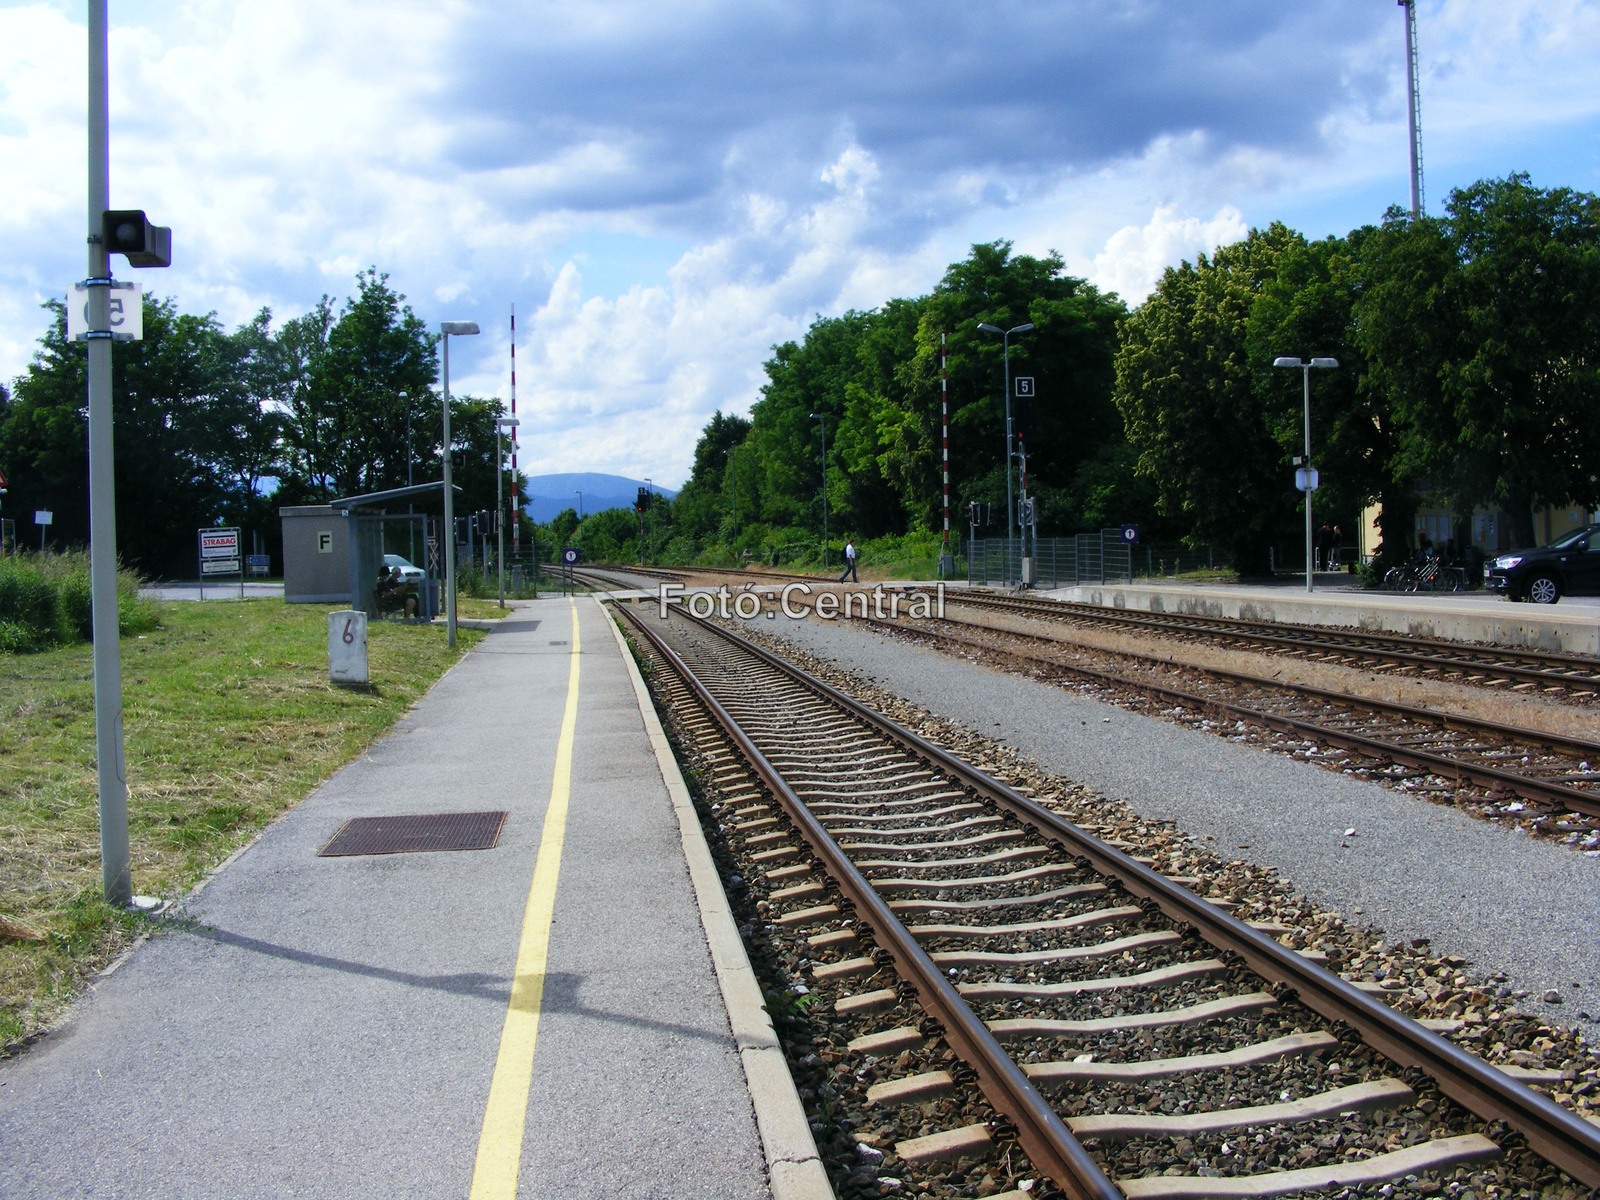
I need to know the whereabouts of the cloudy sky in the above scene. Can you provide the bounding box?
[3,1,1598,487]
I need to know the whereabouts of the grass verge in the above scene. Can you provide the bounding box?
[456,596,515,619]
[0,599,482,1052]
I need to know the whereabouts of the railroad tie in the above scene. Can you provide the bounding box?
[894,1124,993,1166]
[1116,1134,1500,1200]
[1025,1031,1336,1088]
[1068,1077,1413,1142]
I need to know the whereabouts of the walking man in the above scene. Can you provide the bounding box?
[839,539,858,583]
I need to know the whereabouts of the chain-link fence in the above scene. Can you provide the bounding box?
[968,531,1231,588]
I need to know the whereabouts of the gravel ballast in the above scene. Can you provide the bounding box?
[757,613,1600,1037]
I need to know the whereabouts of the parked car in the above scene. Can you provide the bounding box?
[1484,524,1600,603]
[382,554,425,584]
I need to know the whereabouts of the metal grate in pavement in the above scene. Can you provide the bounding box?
[318,811,508,857]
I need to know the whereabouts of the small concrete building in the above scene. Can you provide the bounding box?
[279,504,351,603]
[281,483,454,613]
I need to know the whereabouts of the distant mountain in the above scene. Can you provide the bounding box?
[521,472,679,523]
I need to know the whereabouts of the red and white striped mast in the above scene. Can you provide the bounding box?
[941,332,950,576]
[510,303,519,558]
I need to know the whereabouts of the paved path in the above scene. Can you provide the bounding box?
[0,598,768,1200]
[761,614,1600,1037]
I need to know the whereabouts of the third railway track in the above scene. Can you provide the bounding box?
[940,591,1600,699]
[577,568,1600,823]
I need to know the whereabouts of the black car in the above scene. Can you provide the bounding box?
[1484,523,1600,603]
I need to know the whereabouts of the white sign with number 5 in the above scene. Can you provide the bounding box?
[66,282,143,342]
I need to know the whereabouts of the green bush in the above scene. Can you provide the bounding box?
[0,551,159,652]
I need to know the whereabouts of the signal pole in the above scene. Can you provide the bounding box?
[939,334,952,578]
[509,304,519,559]
[1399,0,1424,218]
[87,0,129,907]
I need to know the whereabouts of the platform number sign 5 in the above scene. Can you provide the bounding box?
[66,281,143,342]
[1014,377,1035,398]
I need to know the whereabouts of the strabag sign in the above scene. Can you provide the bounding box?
[200,530,239,558]
[200,528,240,575]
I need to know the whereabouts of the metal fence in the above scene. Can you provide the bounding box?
[967,531,1231,588]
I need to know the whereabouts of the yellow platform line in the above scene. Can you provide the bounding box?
[469,599,581,1200]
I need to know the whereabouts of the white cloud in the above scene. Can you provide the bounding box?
[1091,205,1251,303]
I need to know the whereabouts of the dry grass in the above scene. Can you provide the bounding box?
[0,599,482,1051]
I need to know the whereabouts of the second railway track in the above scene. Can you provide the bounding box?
[578,568,1600,826]
[616,600,1600,1200]
[853,609,1600,825]
[940,591,1600,700]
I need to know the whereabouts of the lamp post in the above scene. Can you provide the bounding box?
[495,416,519,608]
[1273,356,1339,593]
[809,412,829,569]
[575,491,584,519]
[643,477,653,568]
[441,320,479,647]
[976,321,1034,576]
[401,390,415,562]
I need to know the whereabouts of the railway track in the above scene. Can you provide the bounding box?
[850,611,1600,824]
[617,601,1600,1200]
[573,563,832,586]
[582,566,1600,819]
[942,591,1600,699]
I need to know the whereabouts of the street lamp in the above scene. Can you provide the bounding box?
[441,319,479,647]
[575,490,584,519]
[809,412,829,569]
[976,321,1035,567]
[495,416,519,608]
[1273,356,1340,593]
[400,390,414,563]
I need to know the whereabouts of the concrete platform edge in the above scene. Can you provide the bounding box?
[1045,583,1600,655]
[601,598,835,1200]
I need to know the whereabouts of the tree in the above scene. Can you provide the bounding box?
[544,507,580,551]
[748,310,886,533]
[277,271,437,499]
[1371,178,1600,546]
[0,268,521,578]
[1247,232,1395,559]
[1348,212,1457,561]
[445,395,515,518]
[1,296,251,575]
[922,243,1126,538]
[671,410,751,541]
[1115,224,1305,573]
[736,242,1128,546]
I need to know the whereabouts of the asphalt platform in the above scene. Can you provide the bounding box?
[0,598,770,1200]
